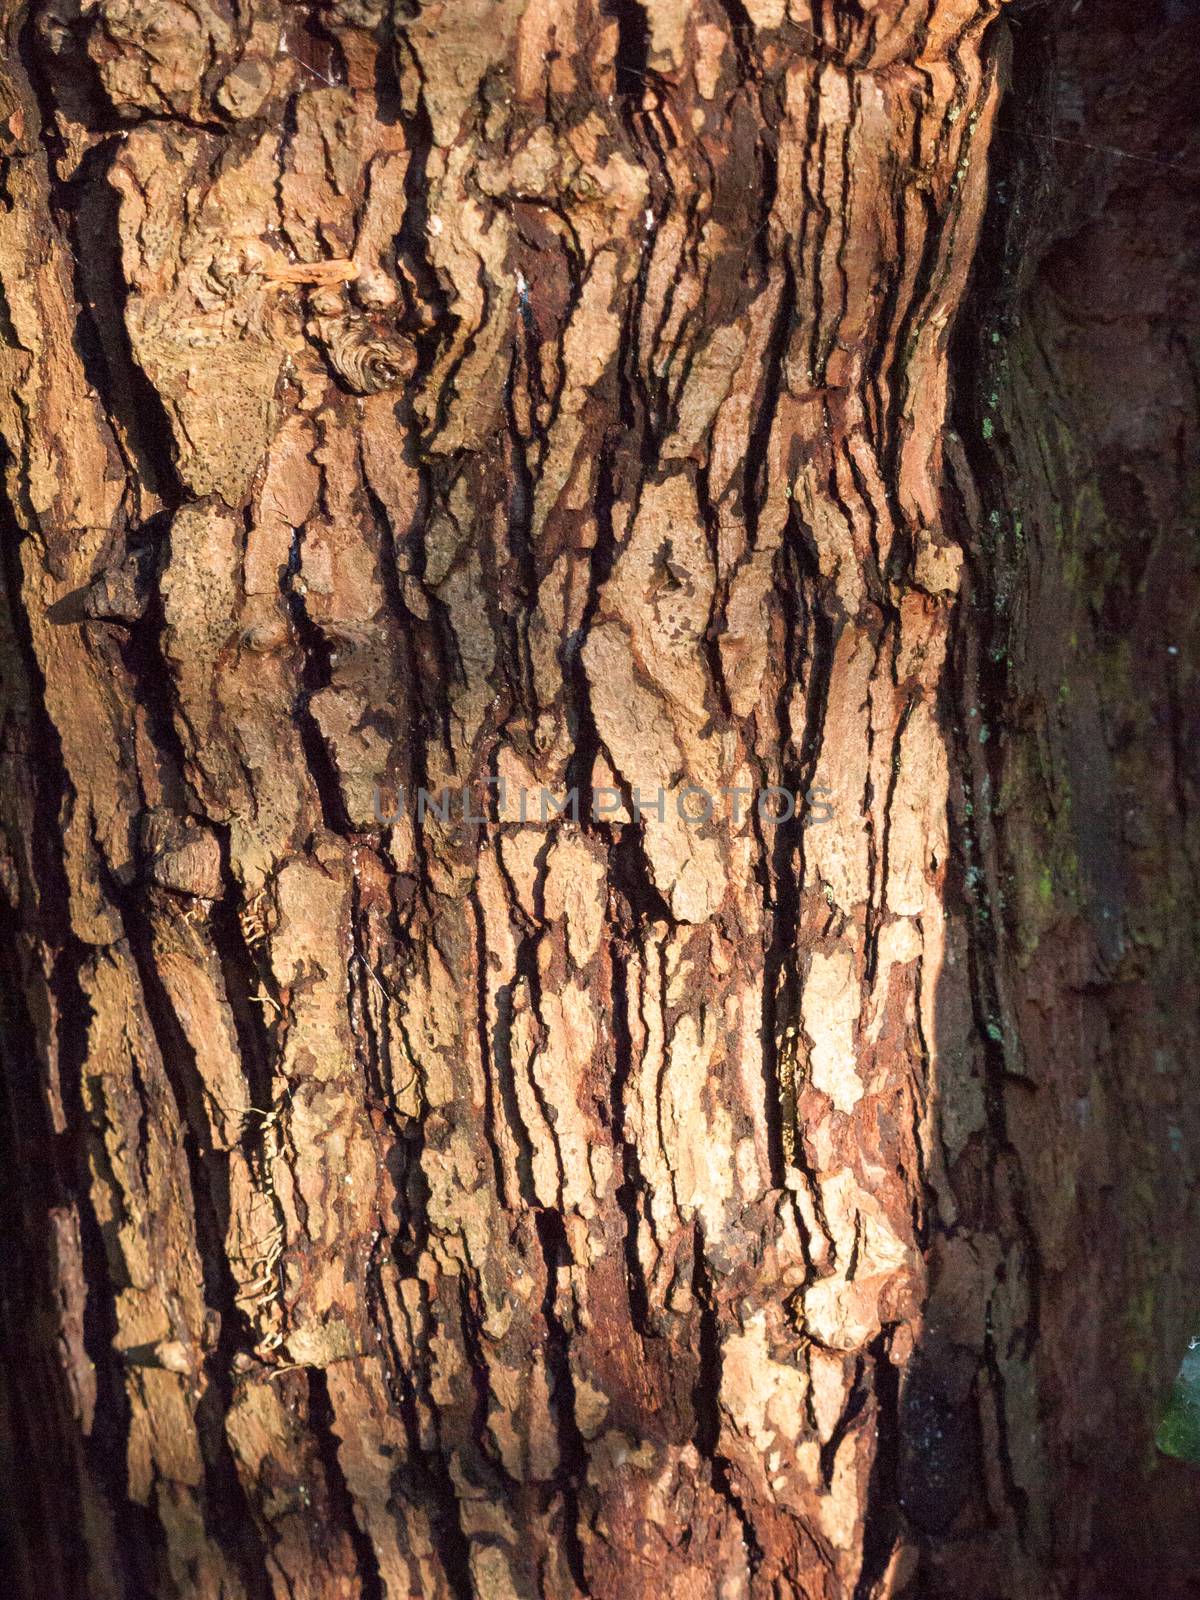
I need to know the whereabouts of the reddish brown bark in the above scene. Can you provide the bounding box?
[0,1,1196,1597]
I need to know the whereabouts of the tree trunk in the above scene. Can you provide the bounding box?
[0,1,1196,1596]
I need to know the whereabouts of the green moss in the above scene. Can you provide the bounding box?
[1158,1341,1200,1464]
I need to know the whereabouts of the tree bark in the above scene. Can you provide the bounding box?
[0,1,1196,1597]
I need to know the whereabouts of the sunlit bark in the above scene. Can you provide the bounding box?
[0,1,1197,1596]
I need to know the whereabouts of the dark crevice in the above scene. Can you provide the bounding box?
[819,1354,870,1490]
[52,144,183,514]
[608,932,652,1336]
[390,37,462,443]
[715,0,758,81]
[853,1334,902,1600]
[0,912,93,1600]
[561,443,613,804]
[472,883,533,1209]
[109,873,275,1600]
[694,463,735,728]
[692,1235,765,1573]
[307,1368,386,1600]
[50,938,167,1600]
[19,11,183,516]
[208,875,277,1125]
[118,509,192,814]
[501,352,540,728]
[0,467,159,1598]
[367,1257,475,1600]
[534,1208,591,1595]
[603,0,651,103]
[760,523,833,1189]
[282,526,355,836]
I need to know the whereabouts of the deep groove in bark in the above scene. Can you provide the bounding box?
[307,1369,386,1600]
[3,3,1199,1593]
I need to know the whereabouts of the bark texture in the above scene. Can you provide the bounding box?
[0,0,1196,1596]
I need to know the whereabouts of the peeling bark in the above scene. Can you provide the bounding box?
[0,1,1197,1596]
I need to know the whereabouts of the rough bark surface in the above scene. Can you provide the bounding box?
[0,1,1196,1597]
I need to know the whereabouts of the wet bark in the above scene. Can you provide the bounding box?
[0,1,1196,1597]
